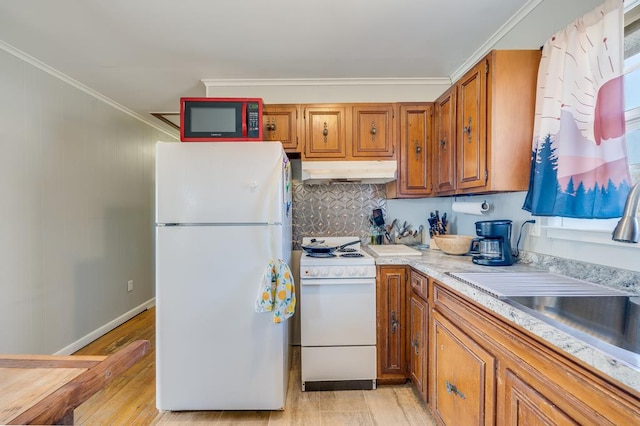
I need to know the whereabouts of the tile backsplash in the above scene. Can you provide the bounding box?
[292,182,386,248]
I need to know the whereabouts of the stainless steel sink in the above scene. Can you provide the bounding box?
[446,272,640,369]
[505,295,640,369]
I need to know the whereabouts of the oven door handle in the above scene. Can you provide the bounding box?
[300,278,375,286]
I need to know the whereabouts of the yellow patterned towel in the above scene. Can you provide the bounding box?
[255,259,296,323]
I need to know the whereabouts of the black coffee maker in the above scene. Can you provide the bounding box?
[472,220,514,266]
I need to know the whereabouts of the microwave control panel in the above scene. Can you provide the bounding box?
[247,102,260,138]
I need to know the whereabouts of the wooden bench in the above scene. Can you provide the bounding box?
[0,340,149,425]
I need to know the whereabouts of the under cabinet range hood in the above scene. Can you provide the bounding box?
[301,160,397,184]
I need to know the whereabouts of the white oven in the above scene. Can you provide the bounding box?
[299,237,377,391]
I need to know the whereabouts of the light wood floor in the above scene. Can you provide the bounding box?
[73,307,436,425]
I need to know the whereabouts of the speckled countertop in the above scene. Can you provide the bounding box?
[368,247,640,394]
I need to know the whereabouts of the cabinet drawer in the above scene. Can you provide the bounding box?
[410,271,428,300]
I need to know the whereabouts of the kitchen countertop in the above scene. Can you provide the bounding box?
[367,247,640,394]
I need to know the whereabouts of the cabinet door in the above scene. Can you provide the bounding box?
[502,369,578,426]
[434,88,456,194]
[376,267,408,383]
[432,311,496,426]
[409,292,428,402]
[303,106,347,159]
[397,104,433,197]
[262,105,300,152]
[456,60,487,191]
[352,104,395,158]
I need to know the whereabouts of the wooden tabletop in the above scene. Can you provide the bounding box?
[0,340,149,425]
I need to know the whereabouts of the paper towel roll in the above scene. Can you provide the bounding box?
[452,201,489,215]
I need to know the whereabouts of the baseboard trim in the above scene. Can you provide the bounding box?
[54,298,156,355]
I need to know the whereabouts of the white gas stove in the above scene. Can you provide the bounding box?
[299,236,377,391]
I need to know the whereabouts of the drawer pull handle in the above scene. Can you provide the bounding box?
[440,133,447,150]
[391,310,399,334]
[463,117,472,142]
[446,380,466,399]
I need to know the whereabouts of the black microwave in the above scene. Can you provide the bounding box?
[180,97,263,142]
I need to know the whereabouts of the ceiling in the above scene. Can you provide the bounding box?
[0,0,586,132]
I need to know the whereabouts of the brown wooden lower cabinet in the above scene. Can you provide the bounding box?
[376,266,408,384]
[431,278,640,426]
[378,268,640,424]
[431,310,496,425]
[409,291,428,402]
[502,369,578,425]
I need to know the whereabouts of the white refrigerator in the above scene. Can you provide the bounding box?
[155,142,292,411]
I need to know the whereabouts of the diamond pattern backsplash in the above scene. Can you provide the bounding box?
[292,182,387,249]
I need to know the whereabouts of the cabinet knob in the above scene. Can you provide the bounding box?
[412,334,419,354]
[463,117,472,142]
[322,122,329,142]
[370,121,377,141]
[266,120,276,132]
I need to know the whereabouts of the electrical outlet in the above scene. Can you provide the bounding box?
[127,280,134,292]
[529,220,541,237]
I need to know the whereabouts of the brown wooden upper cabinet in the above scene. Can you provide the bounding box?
[302,105,347,159]
[432,49,541,195]
[262,104,300,153]
[352,104,395,158]
[388,103,433,198]
[433,89,456,195]
[302,103,396,161]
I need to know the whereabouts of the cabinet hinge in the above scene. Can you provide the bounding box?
[485,60,489,75]
[484,169,488,182]
[405,271,409,281]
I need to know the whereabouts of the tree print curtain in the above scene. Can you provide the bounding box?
[523,0,632,218]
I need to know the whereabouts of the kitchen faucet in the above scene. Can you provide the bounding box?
[612,181,640,243]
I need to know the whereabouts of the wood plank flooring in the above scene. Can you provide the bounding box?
[73,307,436,425]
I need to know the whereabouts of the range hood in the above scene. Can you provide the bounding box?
[301,160,397,184]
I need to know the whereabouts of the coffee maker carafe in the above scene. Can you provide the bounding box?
[472,220,514,266]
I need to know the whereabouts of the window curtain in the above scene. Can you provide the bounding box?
[523,0,632,218]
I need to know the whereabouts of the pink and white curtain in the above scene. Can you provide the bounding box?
[523,0,632,218]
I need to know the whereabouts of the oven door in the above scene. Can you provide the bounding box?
[300,277,376,347]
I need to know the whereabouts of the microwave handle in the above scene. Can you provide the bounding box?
[242,102,247,137]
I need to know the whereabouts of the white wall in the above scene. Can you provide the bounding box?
[0,48,177,354]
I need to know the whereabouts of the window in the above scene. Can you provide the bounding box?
[545,1,640,238]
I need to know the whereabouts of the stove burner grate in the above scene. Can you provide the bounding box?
[340,253,364,258]
[306,252,337,258]
[337,248,358,253]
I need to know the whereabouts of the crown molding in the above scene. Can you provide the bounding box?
[201,77,452,88]
[450,0,544,82]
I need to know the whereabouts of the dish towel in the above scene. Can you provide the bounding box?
[255,259,296,323]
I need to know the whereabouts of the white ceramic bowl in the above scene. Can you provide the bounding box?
[433,235,475,255]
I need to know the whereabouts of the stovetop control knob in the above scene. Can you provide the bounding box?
[320,267,330,277]
[305,268,319,277]
[334,268,344,276]
[347,268,357,276]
